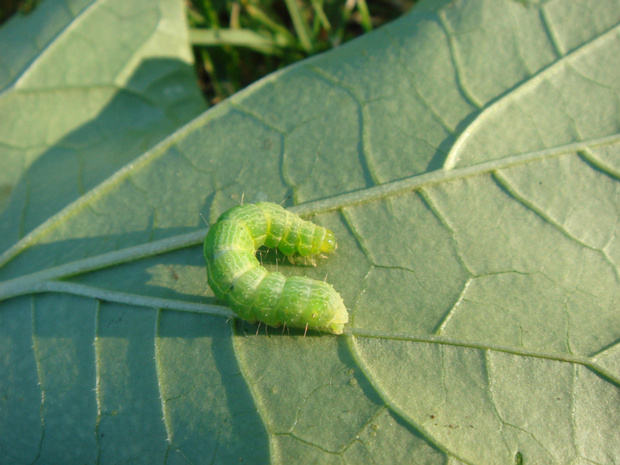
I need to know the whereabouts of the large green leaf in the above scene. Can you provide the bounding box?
[1,0,619,463]
[0,0,206,233]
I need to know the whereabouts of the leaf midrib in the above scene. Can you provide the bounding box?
[1,132,618,302]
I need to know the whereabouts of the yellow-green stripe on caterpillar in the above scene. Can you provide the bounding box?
[203,202,348,334]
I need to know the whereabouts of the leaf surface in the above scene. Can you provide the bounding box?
[1,0,619,463]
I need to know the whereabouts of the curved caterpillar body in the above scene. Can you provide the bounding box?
[203,202,348,334]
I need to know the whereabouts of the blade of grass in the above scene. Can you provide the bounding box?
[356,0,372,32]
[186,6,207,27]
[198,48,230,103]
[196,0,221,27]
[230,1,240,28]
[283,0,313,53]
[327,0,357,47]
[310,0,331,32]
[244,2,298,46]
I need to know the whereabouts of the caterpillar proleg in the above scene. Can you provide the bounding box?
[203,202,348,334]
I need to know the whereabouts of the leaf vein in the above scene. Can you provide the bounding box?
[346,327,620,388]
[492,170,620,281]
[443,20,620,169]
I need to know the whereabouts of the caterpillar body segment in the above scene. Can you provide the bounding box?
[203,202,347,334]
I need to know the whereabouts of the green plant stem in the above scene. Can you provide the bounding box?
[190,28,286,55]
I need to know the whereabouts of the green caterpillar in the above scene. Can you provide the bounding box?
[203,202,348,334]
